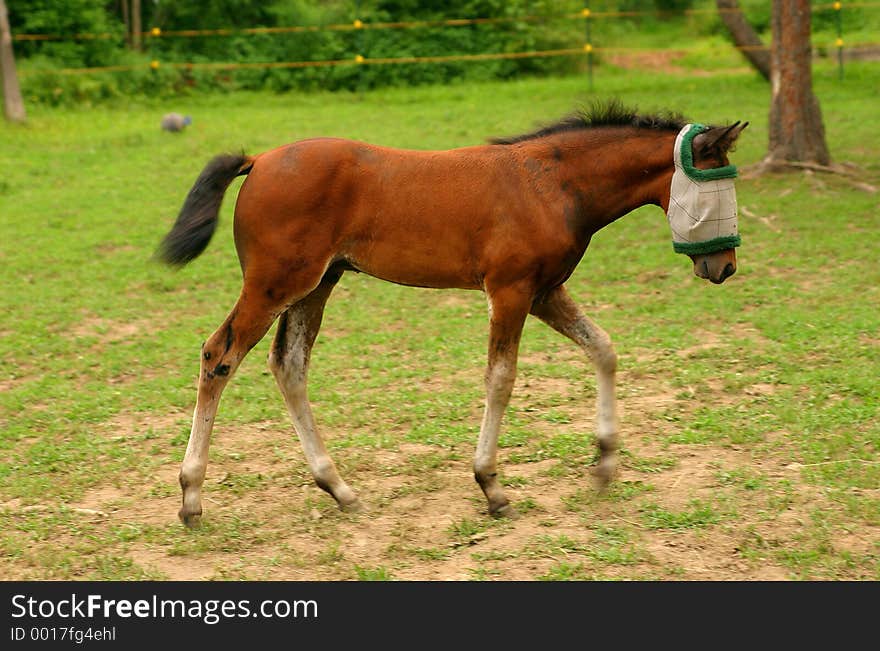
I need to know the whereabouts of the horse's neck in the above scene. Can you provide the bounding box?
[551,129,675,235]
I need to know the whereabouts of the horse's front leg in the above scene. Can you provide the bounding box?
[530,285,619,485]
[474,284,532,517]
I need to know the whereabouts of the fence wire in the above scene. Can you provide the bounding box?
[11,4,878,79]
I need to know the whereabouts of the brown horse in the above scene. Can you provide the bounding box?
[158,102,747,525]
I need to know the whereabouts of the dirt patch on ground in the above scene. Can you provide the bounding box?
[4,323,873,582]
[604,49,690,73]
[6,369,857,582]
[603,50,751,77]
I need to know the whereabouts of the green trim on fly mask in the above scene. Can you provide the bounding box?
[673,234,741,255]
[679,123,739,182]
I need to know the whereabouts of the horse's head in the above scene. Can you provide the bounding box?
[666,121,748,285]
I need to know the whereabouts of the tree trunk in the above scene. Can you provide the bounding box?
[131,0,142,51]
[121,0,131,48]
[715,0,770,81]
[0,0,26,123]
[764,0,831,167]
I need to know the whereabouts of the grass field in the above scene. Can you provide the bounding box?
[1,60,878,580]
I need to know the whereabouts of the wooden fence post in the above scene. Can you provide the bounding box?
[0,0,27,123]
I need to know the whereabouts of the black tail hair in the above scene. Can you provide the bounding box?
[156,153,253,266]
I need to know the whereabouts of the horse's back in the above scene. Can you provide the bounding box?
[234,136,578,291]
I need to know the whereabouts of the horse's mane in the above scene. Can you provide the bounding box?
[489,99,688,145]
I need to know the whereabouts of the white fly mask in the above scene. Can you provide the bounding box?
[667,124,741,256]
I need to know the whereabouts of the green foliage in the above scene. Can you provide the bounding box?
[10,0,585,103]
[8,0,124,67]
[736,0,773,34]
[653,0,694,11]
[0,62,878,580]
[10,0,879,105]
[618,0,694,13]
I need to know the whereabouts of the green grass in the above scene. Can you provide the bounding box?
[1,58,878,580]
[354,565,395,581]
[640,500,726,530]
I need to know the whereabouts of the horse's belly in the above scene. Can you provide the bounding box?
[343,224,484,290]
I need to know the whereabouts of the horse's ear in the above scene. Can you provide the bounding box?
[694,121,749,157]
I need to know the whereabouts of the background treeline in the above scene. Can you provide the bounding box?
[6,0,868,104]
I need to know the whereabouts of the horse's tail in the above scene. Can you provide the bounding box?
[156,153,254,266]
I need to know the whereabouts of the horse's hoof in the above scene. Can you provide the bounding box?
[339,498,364,514]
[490,503,519,520]
[179,509,202,528]
[590,461,616,490]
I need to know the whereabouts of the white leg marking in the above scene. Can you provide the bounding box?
[473,286,531,515]
[269,289,359,510]
[531,286,619,483]
[474,358,516,479]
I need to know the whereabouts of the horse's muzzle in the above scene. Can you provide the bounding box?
[691,250,737,285]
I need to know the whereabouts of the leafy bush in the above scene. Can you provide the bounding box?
[8,0,125,67]
[11,0,587,103]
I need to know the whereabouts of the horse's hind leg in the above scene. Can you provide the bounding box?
[267,270,360,512]
[530,285,619,486]
[178,266,329,525]
[474,284,532,517]
[178,293,278,524]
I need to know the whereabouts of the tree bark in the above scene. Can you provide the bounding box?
[764,0,831,168]
[131,0,142,51]
[121,0,131,48]
[715,0,770,81]
[0,0,26,122]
